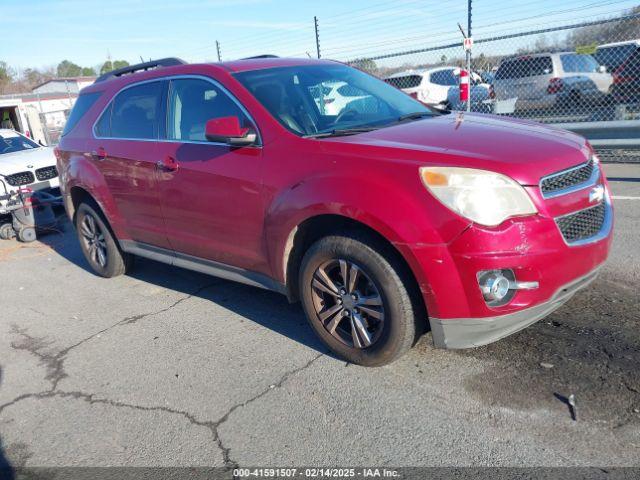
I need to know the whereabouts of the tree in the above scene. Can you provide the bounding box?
[0,61,13,92]
[568,6,640,49]
[22,67,52,87]
[100,60,113,75]
[81,66,96,76]
[350,58,378,74]
[57,59,82,77]
[100,59,129,75]
[113,60,129,70]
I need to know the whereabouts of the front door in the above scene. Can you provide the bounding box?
[90,80,170,248]
[155,77,266,273]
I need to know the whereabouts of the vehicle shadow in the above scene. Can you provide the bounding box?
[36,220,330,358]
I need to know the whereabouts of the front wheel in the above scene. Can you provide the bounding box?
[76,203,132,278]
[299,234,418,366]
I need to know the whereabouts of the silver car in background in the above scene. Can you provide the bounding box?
[492,52,613,112]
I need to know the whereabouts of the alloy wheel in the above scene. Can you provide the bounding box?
[80,214,107,268]
[310,259,385,349]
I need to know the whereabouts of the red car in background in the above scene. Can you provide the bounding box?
[56,57,613,366]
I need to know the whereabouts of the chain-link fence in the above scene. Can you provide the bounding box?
[201,1,640,162]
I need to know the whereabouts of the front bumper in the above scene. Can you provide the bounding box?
[429,265,601,349]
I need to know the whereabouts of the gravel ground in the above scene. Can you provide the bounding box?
[0,164,638,473]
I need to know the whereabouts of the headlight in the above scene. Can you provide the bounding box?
[419,166,537,226]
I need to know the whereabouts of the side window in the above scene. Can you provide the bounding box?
[110,81,163,140]
[561,54,597,73]
[495,60,520,80]
[561,54,579,72]
[62,91,102,136]
[529,57,553,76]
[94,103,112,137]
[430,70,457,86]
[167,78,249,142]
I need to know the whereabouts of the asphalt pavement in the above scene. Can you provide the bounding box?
[0,164,638,471]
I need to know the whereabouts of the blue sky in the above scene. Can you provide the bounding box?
[2,0,638,71]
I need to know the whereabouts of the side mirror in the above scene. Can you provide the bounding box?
[205,116,257,146]
[598,65,607,73]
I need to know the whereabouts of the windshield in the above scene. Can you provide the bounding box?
[0,131,40,155]
[234,64,433,136]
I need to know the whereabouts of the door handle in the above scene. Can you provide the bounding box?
[90,147,107,161]
[156,156,179,172]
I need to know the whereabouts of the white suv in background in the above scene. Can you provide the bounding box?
[0,129,59,194]
[384,67,481,107]
[492,52,613,112]
[311,81,369,116]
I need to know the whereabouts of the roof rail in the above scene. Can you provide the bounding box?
[240,55,279,60]
[95,57,187,83]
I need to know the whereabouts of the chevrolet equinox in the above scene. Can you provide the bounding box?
[56,57,613,366]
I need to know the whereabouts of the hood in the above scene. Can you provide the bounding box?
[0,147,56,174]
[323,113,590,186]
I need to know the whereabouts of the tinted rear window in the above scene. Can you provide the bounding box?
[110,81,163,140]
[384,75,422,89]
[62,91,102,136]
[495,57,553,80]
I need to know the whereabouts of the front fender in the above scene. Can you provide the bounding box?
[264,172,469,286]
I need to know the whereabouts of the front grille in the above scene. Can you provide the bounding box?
[4,171,35,187]
[35,165,58,181]
[556,202,606,243]
[541,158,595,196]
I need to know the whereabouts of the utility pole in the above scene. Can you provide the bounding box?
[216,40,222,62]
[314,16,321,59]
[466,0,472,112]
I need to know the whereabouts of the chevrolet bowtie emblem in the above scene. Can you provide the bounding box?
[589,185,605,204]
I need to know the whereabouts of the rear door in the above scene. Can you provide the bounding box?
[494,56,553,101]
[90,80,170,248]
[154,76,266,273]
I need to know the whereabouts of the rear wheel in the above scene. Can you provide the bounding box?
[76,203,132,278]
[299,234,417,366]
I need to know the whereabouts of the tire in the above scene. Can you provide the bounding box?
[0,223,14,240]
[75,202,132,278]
[299,234,417,367]
[18,227,36,243]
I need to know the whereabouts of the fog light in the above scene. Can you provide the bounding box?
[477,269,516,307]
[477,269,539,307]
[483,274,509,301]
[479,272,510,302]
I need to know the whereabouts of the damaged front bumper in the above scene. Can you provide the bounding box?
[429,265,602,349]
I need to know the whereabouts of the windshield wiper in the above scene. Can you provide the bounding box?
[304,126,381,138]
[397,111,433,122]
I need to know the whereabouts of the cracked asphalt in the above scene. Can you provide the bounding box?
[0,164,638,470]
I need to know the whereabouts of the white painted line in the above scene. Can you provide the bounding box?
[612,196,640,200]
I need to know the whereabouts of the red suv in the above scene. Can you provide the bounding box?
[57,57,613,366]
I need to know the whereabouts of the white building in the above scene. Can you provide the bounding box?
[32,77,97,95]
[0,76,96,145]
